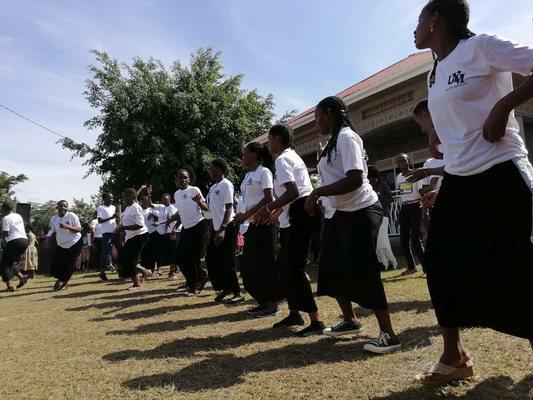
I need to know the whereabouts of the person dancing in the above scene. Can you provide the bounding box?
[1,203,29,291]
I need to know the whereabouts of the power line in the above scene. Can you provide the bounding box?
[0,103,68,140]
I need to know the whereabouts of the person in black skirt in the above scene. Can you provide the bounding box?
[304,96,401,354]
[1,203,29,291]
[193,158,244,304]
[45,200,83,291]
[413,0,533,383]
[234,142,284,318]
[115,188,151,291]
[255,124,326,336]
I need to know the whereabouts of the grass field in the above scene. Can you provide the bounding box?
[0,268,531,400]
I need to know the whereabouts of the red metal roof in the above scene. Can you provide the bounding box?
[252,51,432,143]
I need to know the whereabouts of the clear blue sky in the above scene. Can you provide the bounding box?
[1,0,532,203]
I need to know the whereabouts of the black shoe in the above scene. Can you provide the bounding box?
[296,321,326,337]
[254,305,280,318]
[53,280,62,291]
[323,320,364,337]
[247,304,266,315]
[17,276,28,289]
[272,313,305,328]
[363,332,401,354]
[224,295,245,305]
[99,272,109,282]
[214,291,231,302]
[196,278,208,292]
[6,287,15,292]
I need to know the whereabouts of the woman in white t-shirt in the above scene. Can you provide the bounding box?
[395,153,425,275]
[194,158,243,304]
[46,200,83,291]
[255,124,325,336]
[304,96,401,354]
[413,0,533,383]
[234,142,284,318]
[1,203,29,291]
[168,169,208,296]
[115,188,150,291]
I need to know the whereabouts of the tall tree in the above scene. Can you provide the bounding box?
[0,171,28,204]
[29,201,57,235]
[61,47,275,197]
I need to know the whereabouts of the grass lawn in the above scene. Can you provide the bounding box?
[0,268,530,399]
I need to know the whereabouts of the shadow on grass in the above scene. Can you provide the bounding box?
[103,327,290,361]
[120,324,441,391]
[66,293,175,312]
[372,374,533,400]
[350,299,433,319]
[107,310,253,336]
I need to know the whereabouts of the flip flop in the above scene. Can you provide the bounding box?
[415,360,474,383]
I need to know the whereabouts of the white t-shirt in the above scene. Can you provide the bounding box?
[428,34,532,176]
[317,127,378,212]
[240,166,274,222]
[96,205,117,234]
[274,148,313,229]
[207,178,235,231]
[235,194,249,235]
[48,212,82,249]
[121,203,148,242]
[2,212,26,242]
[320,196,336,220]
[90,218,103,239]
[151,204,167,235]
[144,207,158,234]
[164,204,181,234]
[173,186,204,229]
[422,158,446,188]
[396,172,422,203]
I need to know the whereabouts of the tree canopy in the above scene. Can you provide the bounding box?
[62,47,276,197]
[0,171,28,204]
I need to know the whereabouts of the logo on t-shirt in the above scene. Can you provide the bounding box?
[214,190,220,196]
[182,193,188,199]
[399,182,413,194]
[446,70,468,91]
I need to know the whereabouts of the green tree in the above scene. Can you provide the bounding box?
[71,197,99,226]
[0,171,28,204]
[29,201,57,235]
[61,47,275,197]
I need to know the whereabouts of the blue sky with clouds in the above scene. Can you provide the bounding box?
[1,0,532,203]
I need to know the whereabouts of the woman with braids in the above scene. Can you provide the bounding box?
[193,158,244,304]
[234,142,284,318]
[115,188,150,291]
[46,200,83,291]
[413,0,533,383]
[1,203,29,291]
[304,96,401,354]
[255,124,326,336]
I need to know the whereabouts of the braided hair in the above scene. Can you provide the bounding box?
[424,0,475,87]
[245,141,274,172]
[268,123,295,149]
[316,96,358,165]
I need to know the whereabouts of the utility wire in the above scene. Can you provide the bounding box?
[0,103,68,140]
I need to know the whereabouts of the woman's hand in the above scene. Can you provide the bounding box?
[192,194,203,204]
[214,230,225,246]
[483,102,510,143]
[421,190,439,208]
[254,205,271,224]
[234,212,248,225]
[304,193,318,215]
[115,224,125,234]
[405,168,429,183]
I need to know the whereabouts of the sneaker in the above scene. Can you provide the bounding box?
[254,306,280,318]
[186,290,199,297]
[296,321,326,337]
[53,280,62,291]
[363,332,401,354]
[323,320,364,337]
[6,287,15,292]
[196,279,208,292]
[127,286,141,292]
[168,273,175,279]
[17,276,28,289]
[272,313,305,328]
[214,291,231,302]
[225,295,245,305]
[99,272,109,282]
[247,304,267,315]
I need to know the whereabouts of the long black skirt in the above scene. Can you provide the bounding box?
[206,222,240,294]
[119,233,148,279]
[0,238,28,282]
[51,239,83,282]
[241,223,284,304]
[425,160,533,339]
[317,202,388,310]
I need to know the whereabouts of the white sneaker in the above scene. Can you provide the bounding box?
[323,320,364,337]
[127,286,141,292]
[363,332,401,354]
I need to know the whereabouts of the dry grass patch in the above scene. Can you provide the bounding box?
[0,269,531,399]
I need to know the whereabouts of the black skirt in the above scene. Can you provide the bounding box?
[317,202,388,310]
[119,233,148,279]
[240,223,284,304]
[426,160,533,339]
[51,239,83,282]
[0,238,29,282]
[205,222,240,294]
